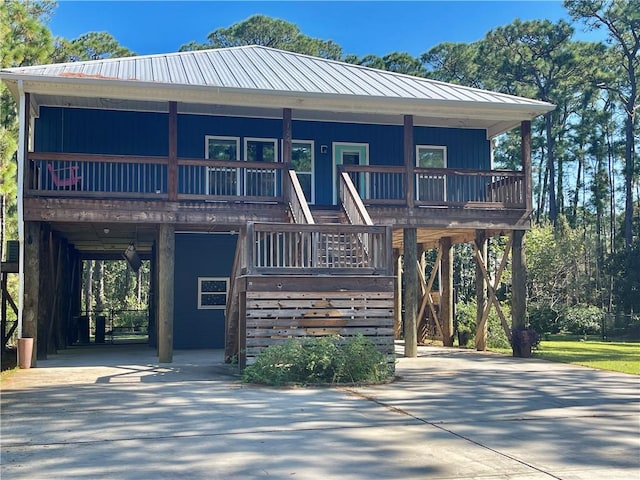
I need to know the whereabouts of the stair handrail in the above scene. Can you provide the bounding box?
[339,170,373,226]
[339,170,374,262]
[224,227,246,361]
[286,169,315,224]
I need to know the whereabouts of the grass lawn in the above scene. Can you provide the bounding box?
[533,340,640,375]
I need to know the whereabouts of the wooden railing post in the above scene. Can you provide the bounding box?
[404,115,415,208]
[168,102,178,201]
[245,222,255,275]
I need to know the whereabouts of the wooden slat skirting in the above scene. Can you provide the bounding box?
[240,275,395,365]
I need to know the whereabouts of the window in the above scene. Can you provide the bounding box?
[291,140,314,203]
[207,137,239,161]
[205,136,239,196]
[416,145,447,202]
[244,138,278,197]
[197,277,229,310]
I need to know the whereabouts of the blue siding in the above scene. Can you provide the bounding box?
[35,107,490,205]
[174,233,237,349]
[35,107,168,155]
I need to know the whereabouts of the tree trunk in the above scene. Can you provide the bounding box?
[537,147,548,224]
[571,147,583,226]
[94,260,105,313]
[83,260,93,315]
[546,112,557,224]
[623,113,635,251]
[136,267,143,305]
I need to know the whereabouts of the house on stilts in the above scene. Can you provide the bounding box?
[0,46,554,367]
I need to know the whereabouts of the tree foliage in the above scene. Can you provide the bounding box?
[1,0,56,259]
[1,4,638,329]
[54,31,134,62]
[180,14,342,59]
[565,0,639,250]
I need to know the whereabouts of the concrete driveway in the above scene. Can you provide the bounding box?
[1,344,639,479]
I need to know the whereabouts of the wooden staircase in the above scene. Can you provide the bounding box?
[224,170,395,367]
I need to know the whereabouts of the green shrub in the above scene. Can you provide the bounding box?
[455,301,476,347]
[454,301,510,349]
[487,302,511,349]
[562,304,602,336]
[242,334,393,386]
[528,303,565,334]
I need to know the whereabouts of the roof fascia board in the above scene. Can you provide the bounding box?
[3,74,554,123]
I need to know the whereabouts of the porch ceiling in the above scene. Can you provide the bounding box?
[49,222,157,259]
[48,220,243,259]
[392,228,515,251]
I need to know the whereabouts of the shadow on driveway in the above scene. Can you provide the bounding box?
[1,344,638,479]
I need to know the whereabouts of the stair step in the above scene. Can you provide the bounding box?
[311,208,347,224]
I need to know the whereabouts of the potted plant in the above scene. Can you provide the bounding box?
[512,328,539,358]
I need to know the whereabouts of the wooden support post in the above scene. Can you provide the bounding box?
[37,225,50,360]
[394,249,402,339]
[511,229,527,356]
[282,108,293,200]
[283,108,292,164]
[403,228,418,357]
[22,93,31,192]
[521,121,532,212]
[158,224,174,363]
[440,236,454,347]
[168,102,178,201]
[23,221,40,367]
[149,241,158,348]
[474,230,488,351]
[403,115,415,208]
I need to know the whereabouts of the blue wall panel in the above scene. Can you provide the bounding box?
[36,107,168,155]
[174,233,237,349]
[36,107,490,205]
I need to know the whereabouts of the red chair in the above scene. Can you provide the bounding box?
[47,163,82,189]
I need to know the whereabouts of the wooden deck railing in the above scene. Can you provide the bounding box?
[285,170,315,224]
[339,171,373,226]
[177,158,285,201]
[246,222,391,275]
[342,165,526,208]
[28,152,169,199]
[27,153,525,209]
[27,152,286,203]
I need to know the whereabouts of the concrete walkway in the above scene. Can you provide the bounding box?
[1,344,638,479]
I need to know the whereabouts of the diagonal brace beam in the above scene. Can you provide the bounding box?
[416,248,444,338]
[472,234,513,342]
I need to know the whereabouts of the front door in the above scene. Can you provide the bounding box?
[332,142,368,204]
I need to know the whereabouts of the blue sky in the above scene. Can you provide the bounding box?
[49,1,597,58]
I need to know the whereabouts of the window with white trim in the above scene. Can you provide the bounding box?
[416,145,447,202]
[197,277,229,310]
[205,136,239,196]
[244,137,278,197]
[291,140,314,203]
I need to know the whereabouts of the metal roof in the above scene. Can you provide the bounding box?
[0,45,555,136]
